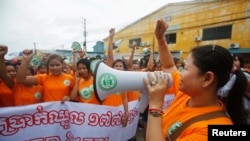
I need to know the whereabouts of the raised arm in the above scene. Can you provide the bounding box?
[155,19,177,73]
[71,49,77,72]
[0,45,14,88]
[127,41,137,70]
[106,28,115,67]
[121,92,129,127]
[79,48,86,59]
[145,19,179,141]
[144,71,168,141]
[146,48,154,71]
[70,71,80,101]
[16,49,38,85]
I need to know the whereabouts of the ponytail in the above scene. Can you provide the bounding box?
[226,69,248,124]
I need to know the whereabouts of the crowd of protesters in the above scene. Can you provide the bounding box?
[1,18,250,141]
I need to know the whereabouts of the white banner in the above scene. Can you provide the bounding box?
[0,101,140,141]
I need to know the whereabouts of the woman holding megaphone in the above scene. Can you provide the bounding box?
[144,19,247,141]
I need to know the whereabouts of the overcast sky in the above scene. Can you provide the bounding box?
[0,0,191,54]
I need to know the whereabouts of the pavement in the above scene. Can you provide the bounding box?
[135,127,145,141]
[133,118,147,141]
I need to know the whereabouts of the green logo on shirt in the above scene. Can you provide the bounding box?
[80,85,93,99]
[98,73,117,91]
[64,80,70,86]
[168,121,182,135]
[34,92,42,99]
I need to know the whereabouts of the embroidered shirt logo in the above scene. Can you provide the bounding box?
[80,85,93,99]
[34,92,42,99]
[64,80,70,86]
[168,121,182,135]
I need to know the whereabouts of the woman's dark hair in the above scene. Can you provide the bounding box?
[77,58,91,72]
[139,58,146,68]
[226,69,247,124]
[5,61,15,67]
[232,53,244,68]
[132,60,139,65]
[139,56,156,71]
[38,62,47,69]
[89,57,98,63]
[153,60,161,70]
[173,57,180,65]
[112,59,128,70]
[191,45,232,88]
[191,45,247,124]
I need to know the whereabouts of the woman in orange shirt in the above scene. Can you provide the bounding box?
[63,61,75,77]
[101,59,129,127]
[102,28,129,127]
[16,50,75,102]
[70,58,100,104]
[13,66,43,106]
[144,19,247,141]
[126,41,141,102]
[5,62,17,82]
[0,45,15,107]
[36,62,47,74]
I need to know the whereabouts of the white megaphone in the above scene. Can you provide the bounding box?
[93,61,173,103]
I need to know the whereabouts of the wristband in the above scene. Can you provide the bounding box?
[148,108,164,117]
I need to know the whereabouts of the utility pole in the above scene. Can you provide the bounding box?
[33,42,37,55]
[81,17,87,51]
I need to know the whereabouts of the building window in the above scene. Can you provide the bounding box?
[129,38,141,47]
[165,33,176,44]
[165,16,172,22]
[203,25,232,41]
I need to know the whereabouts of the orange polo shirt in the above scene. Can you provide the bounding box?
[13,83,43,106]
[162,70,232,141]
[102,92,125,106]
[36,73,75,102]
[0,79,14,107]
[127,91,140,102]
[77,77,100,104]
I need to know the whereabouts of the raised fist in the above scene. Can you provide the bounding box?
[22,49,34,60]
[0,45,8,57]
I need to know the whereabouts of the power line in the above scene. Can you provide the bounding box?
[81,18,87,50]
